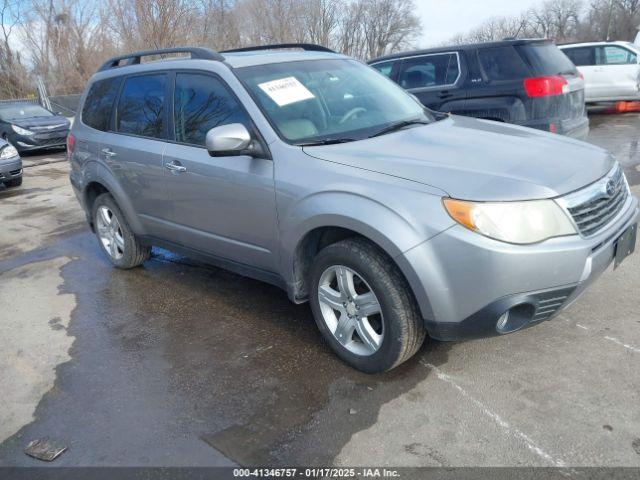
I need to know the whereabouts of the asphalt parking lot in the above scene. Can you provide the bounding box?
[1,114,639,468]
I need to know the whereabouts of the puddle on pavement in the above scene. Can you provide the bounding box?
[0,234,449,466]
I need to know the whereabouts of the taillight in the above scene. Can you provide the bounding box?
[66,132,75,161]
[523,75,569,97]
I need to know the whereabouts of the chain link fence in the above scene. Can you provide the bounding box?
[0,93,81,118]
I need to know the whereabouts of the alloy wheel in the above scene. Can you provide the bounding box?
[96,206,125,260]
[317,265,384,356]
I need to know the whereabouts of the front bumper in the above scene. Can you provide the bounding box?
[0,156,23,181]
[10,130,68,151]
[398,193,639,341]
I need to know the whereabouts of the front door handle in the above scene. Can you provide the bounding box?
[101,147,117,158]
[165,161,187,173]
[438,91,453,99]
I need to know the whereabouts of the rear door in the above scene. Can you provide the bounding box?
[162,71,278,272]
[108,72,172,238]
[395,52,466,111]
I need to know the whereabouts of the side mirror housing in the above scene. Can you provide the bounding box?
[206,123,262,157]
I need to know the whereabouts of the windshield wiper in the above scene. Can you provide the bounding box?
[368,119,430,138]
[298,138,357,147]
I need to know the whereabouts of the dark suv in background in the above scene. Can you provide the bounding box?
[369,39,589,139]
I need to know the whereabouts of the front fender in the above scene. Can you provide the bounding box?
[279,190,452,320]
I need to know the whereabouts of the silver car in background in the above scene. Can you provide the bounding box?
[69,45,639,373]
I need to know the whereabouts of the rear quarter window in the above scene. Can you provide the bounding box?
[81,77,121,131]
[518,43,578,75]
[478,46,530,81]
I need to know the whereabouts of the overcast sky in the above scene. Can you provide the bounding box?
[416,0,543,47]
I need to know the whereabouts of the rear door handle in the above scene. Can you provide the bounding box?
[438,91,454,99]
[165,161,187,173]
[101,147,117,158]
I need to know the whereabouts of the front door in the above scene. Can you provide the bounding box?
[596,45,640,99]
[162,72,278,272]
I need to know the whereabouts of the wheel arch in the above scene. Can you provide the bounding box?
[281,191,436,321]
[81,162,144,234]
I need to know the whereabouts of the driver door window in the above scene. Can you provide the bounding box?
[173,73,250,146]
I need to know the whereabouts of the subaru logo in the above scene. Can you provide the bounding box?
[605,179,617,197]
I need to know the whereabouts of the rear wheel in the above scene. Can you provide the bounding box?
[92,193,150,269]
[4,177,22,188]
[309,238,426,373]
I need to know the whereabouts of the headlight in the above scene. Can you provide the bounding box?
[12,124,33,136]
[0,144,18,159]
[443,197,576,244]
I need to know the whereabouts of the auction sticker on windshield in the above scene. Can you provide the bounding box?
[258,77,315,106]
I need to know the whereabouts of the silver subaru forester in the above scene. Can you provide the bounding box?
[69,45,638,373]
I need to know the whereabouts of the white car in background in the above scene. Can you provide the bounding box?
[559,41,640,102]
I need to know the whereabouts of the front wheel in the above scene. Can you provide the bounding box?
[309,238,426,373]
[92,193,150,269]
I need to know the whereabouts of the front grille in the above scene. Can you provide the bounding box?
[34,136,67,146]
[531,288,574,322]
[564,165,629,237]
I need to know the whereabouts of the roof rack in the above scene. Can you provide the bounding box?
[98,47,224,71]
[221,43,335,54]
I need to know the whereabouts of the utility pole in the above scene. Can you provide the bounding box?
[605,0,614,41]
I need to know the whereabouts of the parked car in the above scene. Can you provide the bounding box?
[369,39,589,139]
[70,45,638,373]
[559,41,640,103]
[0,102,70,153]
[0,138,22,188]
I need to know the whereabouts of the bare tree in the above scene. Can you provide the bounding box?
[20,0,114,94]
[0,0,30,98]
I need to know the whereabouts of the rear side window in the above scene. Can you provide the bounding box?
[397,53,459,89]
[563,47,595,67]
[598,45,638,65]
[82,77,121,131]
[478,46,530,81]
[518,43,577,75]
[174,73,250,146]
[371,61,394,78]
[117,74,166,139]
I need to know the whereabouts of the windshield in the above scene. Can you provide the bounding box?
[0,103,54,121]
[235,59,432,144]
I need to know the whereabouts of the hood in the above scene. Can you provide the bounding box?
[11,115,70,132]
[303,116,614,201]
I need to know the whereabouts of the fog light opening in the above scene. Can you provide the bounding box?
[496,304,535,334]
[496,311,510,330]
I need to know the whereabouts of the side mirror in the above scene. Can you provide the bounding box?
[205,123,256,157]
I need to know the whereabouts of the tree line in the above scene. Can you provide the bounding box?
[1,0,639,100]
[0,0,420,98]
[449,0,640,46]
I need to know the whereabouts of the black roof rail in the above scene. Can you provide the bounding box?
[221,43,335,54]
[98,47,224,71]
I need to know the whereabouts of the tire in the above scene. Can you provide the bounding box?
[309,238,426,373]
[4,177,22,188]
[92,193,150,269]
